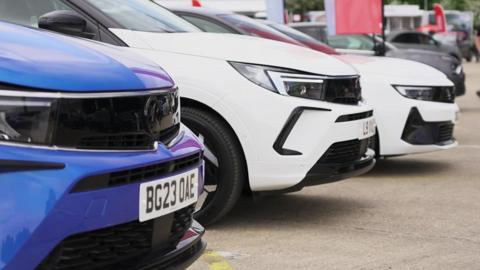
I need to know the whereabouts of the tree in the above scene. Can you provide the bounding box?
[285,0,324,14]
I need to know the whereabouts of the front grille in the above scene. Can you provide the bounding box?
[320,139,369,164]
[37,205,195,270]
[0,85,180,150]
[324,77,362,105]
[77,133,153,150]
[76,125,180,150]
[53,90,180,150]
[438,123,454,142]
[71,152,202,193]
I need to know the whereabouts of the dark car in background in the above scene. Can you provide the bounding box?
[290,22,466,96]
[387,30,462,61]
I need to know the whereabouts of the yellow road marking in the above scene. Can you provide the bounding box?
[203,250,234,270]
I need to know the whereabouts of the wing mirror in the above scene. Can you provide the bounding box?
[39,10,95,39]
[373,42,386,56]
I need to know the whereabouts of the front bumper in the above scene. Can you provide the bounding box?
[0,127,205,269]
[128,221,206,270]
[280,149,375,193]
[229,99,376,192]
[363,82,459,157]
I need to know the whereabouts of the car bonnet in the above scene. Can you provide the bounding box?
[110,30,358,77]
[336,54,454,86]
[0,22,174,92]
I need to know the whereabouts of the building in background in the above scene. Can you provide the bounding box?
[385,5,424,32]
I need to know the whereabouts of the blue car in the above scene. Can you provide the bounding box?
[0,22,205,270]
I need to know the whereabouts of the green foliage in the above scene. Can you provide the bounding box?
[285,0,324,14]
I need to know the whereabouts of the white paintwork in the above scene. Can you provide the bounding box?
[111,29,374,191]
[112,31,357,76]
[337,54,459,156]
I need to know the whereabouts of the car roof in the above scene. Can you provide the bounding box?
[388,30,428,37]
[170,6,232,17]
[289,22,326,27]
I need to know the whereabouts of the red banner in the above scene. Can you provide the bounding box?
[326,0,383,35]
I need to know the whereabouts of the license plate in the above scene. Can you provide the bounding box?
[139,169,198,222]
[359,118,376,139]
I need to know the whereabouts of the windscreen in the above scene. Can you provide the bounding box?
[219,14,305,46]
[86,0,200,33]
[269,23,338,54]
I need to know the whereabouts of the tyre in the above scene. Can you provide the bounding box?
[182,107,246,226]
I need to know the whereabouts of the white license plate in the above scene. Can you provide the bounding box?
[139,169,198,222]
[359,118,376,139]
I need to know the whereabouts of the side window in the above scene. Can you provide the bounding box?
[181,15,233,33]
[327,36,351,49]
[424,35,437,45]
[327,35,374,51]
[297,27,315,40]
[352,35,375,50]
[0,0,100,40]
[0,0,71,27]
[392,33,420,44]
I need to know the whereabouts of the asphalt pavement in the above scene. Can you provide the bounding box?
[190,62,480,270]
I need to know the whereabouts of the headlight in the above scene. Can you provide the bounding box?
[230,62,361,104]
[454,64,463,75]
[393,85,455,103]
[0,96,57,145]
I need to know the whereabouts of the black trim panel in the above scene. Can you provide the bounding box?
[278,151,375,194]
[336,110,373,123]
[139,238,206,270]
[70,152,202,193]
[0,159,65,173]
[401,107,455,146]
[273,106,331,156]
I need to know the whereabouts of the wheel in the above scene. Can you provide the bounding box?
[182,107,246,226]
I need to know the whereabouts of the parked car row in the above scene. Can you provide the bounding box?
[0,1,460,269]
[289,22,467,97]
[172,7,458,157]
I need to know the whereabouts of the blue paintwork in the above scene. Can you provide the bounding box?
[0,130,204,269]
[0,22,174,91]
[0,21,203,269]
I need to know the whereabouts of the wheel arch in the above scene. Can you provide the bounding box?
[180,97,252,193]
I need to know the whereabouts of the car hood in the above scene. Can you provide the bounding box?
[110,30,358,76]
[0,22,174,92]
[336,54,453,86]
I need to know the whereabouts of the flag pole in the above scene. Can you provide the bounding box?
[381,0,386,56]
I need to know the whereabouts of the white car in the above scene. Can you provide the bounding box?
[337,55,458,156]
[11,0,376,225]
